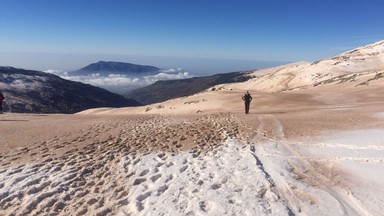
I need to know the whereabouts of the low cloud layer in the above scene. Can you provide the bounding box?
[45,68,191,94]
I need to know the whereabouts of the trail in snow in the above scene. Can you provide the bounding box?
[123,114,384,216]
[251,114,383,216]
[124,140,291,216]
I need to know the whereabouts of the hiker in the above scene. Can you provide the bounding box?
[0,91,4,114]
[242,91,252,114]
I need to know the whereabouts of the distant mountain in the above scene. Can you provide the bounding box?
[124,71,253,105]
[70,61,161,76]
[0,67,142,113]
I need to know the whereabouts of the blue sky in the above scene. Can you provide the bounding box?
[0,0,383,74]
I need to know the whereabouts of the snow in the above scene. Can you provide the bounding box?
[123,140,290,215]
[310,129,384,204]
[278,129,384,216]
[124,129,384,215]
[376,112,384,118]
[1,129,383,215]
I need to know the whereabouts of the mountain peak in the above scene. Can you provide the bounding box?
[72,61,161,76]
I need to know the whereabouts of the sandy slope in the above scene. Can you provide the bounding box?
[1,40,384,215]
[1,84,384,215]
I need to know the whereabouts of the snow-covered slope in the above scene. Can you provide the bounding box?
[221,40,384,92]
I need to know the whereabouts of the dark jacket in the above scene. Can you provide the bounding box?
[242,93,252,103]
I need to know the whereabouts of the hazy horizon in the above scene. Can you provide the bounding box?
[0,51,288,76]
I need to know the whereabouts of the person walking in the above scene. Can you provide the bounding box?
[242,91,252,114]
[0,91,4,114]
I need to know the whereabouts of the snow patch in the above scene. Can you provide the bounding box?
[123,139,288,215]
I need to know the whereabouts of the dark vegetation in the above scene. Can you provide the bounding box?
[125,71,253,105]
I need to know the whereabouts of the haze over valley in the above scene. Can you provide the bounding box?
[45,61,192,94]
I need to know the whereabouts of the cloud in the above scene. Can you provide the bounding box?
[45,69,69,76]
[44,68,192,94]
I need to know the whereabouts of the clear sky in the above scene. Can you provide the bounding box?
[0,0,383,74]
